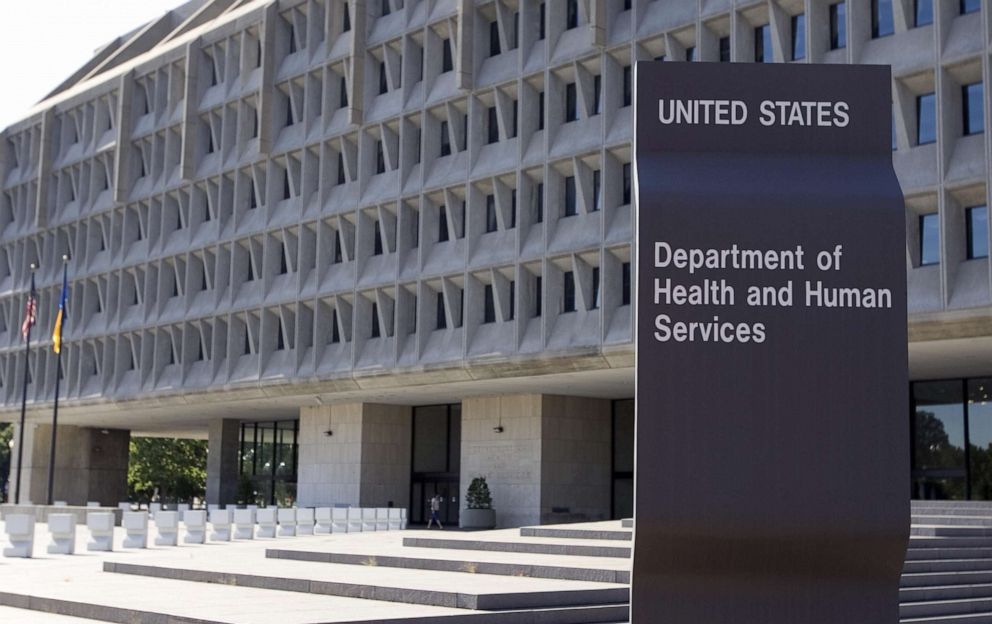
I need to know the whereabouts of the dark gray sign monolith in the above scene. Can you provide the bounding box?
[633,62,908,623]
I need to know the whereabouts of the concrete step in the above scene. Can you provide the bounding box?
[902,571,992,588]
[520,527,632,541]
[104,560,630,611]
[900,597,992,619]
[909,537,992,549]
[901,613,992,623]
[402,537,632,559]
[620,519,633,528]
[900,583,992,602]
[913,515,992,527]
[267,548,631,584]
[905,559,992,574]
[907,548,992,561]
[913,527,992,538]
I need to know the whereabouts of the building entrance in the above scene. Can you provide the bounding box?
[410,404,461,525]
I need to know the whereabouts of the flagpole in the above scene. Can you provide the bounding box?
[13,264,36,505]
[46,256,68,506]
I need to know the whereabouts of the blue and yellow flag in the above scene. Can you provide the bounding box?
[52,269,68,354]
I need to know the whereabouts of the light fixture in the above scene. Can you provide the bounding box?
[323,430,333,437]
[493,425,504,433]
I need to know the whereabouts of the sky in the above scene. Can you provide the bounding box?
[0,0,189,129]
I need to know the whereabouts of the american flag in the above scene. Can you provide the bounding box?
[21,277,37,341]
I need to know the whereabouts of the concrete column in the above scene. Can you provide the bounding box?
[6,423,129,506]
[297,403,411,508]
[461,394,612,528]
[205,419,240,506]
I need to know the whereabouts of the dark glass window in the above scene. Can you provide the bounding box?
[535,275,542,317]
[915,0,933,26]
[483,284,495,323]
[623,65,632,107]
[591,266,600,309]
[920,212,940,265]
[381,0,390,16]
[967,206,988,260]
[535,182,544,223]
[565,82,577,122]
[917,92,937,145]
[378,61,388,94]
[438,207,449,242]
[373,220,383,255]
[340,76,348,107]
[872,0,894,38]
[508,280,515,320]
[566,0,578,29]
[439,120,451,157]
[912,381,966,500]
[486,194,498,233]
[564,176,577,217]
[489,21,501,57]
[283,168,291,199]
[968,378,992,500]
[621,262,631,306]
[331,309,340,343]
[792,14,806,60]
[342,2,351,31]
[685,46,695,62]
[829,3,846,49]
[754,25,771,63]
[370,302,381,338]
[964,82,985,136]
[334,230,343,263]
[376,140,385,174]
[337,152,346,184]
[539,2,545,39]
[412,210,420,247]
[487,106,499,144]
[961,0,980,14]
[623,0,631,10]
[511,100,518,138]
[538,91,545,130]
[248,181,257,210]
[461,115,467,150]
[510,189,517,228]
[592,169,601,212]
[442,38,453,73]
[563,271,576,312]
[719,36,730,62]
[593,75,601,115]
[278,243,288,274]
[436,292,446,329]
[622,162,632,205]
[413,127,421,164]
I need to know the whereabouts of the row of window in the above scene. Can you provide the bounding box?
[871,0,980,40]
[919,205,989,266]
[912,82,985,148]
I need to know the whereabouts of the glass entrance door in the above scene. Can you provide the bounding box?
[410,404,461,525]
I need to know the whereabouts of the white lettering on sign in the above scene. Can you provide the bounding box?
[658,100,850,128]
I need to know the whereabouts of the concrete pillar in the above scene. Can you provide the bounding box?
[297,403,411,509]
[205,419,240,506]
[461,394,612,528]
[6,423,129,506]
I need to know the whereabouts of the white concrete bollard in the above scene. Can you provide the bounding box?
[53,501,68,507]
[361,508,377,532]
[86,501,100,508]
[247,504,259,511]
[277,508,297,537]
[388,508,403,531]
[256,508,277,538]
[314,508,333,534]
[122,512,148,548]
[47,513,76,555]
[400,508,407,530]
[118,502,132,512]
[332,507,349,533]
[176,503,191,513]
[233,509,255,540]
[347,508,363,533]
[183,510,207,544]
[207,504,221,512]
[375,508,390,531]
[209,509,232,542]
[86,512,114,552]
[154,511,179,546]
[2,514,35,558]
[148,503,162,514]
[296,508,315,536]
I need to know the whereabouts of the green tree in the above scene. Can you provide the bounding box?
[0,423,11,502]
[128,437,207,503]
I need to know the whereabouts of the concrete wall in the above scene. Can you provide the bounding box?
[205,419,240,505]
[7,423,129,506]
[298,402,411,508]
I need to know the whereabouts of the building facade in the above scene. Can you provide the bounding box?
[0,0,989,525]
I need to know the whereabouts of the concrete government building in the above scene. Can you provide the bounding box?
[0,0,989,526]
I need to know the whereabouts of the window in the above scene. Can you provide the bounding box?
[563,271,576,312]
[593,75,601,115]
[436,292,446,329]
[486,194,498,233]
[378,61,388,94]
[438,207,449,242]
[565,82,577,122]
[371,302,380,338]
[483,284,495,323]
[334,230,343,263]
[872,0,894,38]
[337,152,346,184]
[592,169,600,212]
[414,128,421,164]
[439,120,451,157]
[511,100,518,138]
[535,182,544,223]
[538,91,545,130]
[967,206,988,260]
[920,213,940,266]
[373,220,383,255]
[283,169,292,199]
[489,21,501,57]
[685,47,695,62]
[487,106,499,144]
[754,25,771,63]
[621,262,631,306]
[412,210,420,247]
[278,244,289,274]
[342,2,351,31]
[623,0,631,9]
[340,76,348,108]
[331,309,340,343]
[510,189,517,228]
[564,176,577,217]
[623,65,632,107]
[376,140,385,174]
[566,0,578,29]
[508,281,515,320]
[915,0,933,27]
[381,0,390,16]
[964,82,985,136]
[591,267,600,309]
[535,276,542,317]
[792,14,805,60]
[442,38,453,73]
[622,163,632,205]
[917,92,937,145]
[961,0,980,14]
[719,37,730,62]
[829,3,846,50]
[539,2,545,39]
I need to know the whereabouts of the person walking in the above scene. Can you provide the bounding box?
[427,493,443,529]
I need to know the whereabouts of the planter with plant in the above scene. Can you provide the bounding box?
[460,476,496,529]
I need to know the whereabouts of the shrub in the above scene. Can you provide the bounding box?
[466,476,493,509]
